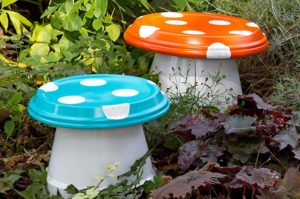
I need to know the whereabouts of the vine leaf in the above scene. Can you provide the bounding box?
[150,170,226,199]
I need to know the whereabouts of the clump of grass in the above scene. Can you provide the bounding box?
[203,0,300,108]
[270,75,300,109]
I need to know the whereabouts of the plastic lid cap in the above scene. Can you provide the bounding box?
[124,12,269,58]
[28,74,170,129]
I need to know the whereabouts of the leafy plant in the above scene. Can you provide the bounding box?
[167,94,300,170]
[0,0,32,34]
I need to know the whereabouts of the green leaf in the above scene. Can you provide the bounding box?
[94,0,108,18]
[7,11,21,34]
[46,52,62,62]
[0,11,9,30]
[1,0,17,9]
[62,12,82,31]
[8,92,22,105]
[105,23,121,41]
[50,12,64,29]
[41,0,67,18]
[30,43,50,56]
[164,134,184,150]
[4,120,15,136]
[64,0,73,13]
[59,36,80,61]
[31,24,53,42]
[65,184,78,194]
[92,18,102,30]
[172,0,186,11]
[139,0,151,10]
[6,11,32,27]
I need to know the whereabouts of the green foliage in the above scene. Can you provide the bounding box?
[65,151,158,199]
[0,169,23,194]
[0,0,32,34]
[270,75,300,110]
[17,168,49,199]
[208,0,300,109]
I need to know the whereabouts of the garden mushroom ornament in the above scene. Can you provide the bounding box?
[28,74,170,198]
[124,12,269,105]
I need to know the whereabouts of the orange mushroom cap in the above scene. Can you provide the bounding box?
[124,12,269,58]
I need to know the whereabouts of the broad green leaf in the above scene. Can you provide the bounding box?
[0,11,9,30]
[30,43,50,56]
[4,120,15,136]
[8,92,22,105]
[62,12,82,31]
[94,0,108,18]
[79,27,88,36]
[105,23,121,41]
[41,0,67,17]
[92,18,102,30]
[50,12,65,29]
[59,36,80,61]
[41,4,60,18]
[64,0,73,13]
[51,44,61,52]
[1,0,17,9]
[46,52,62,62]
[6,11,32,27]
[85,5,94,18]
[31,24,53,42]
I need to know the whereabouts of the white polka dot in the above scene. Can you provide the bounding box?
[148,80,156,85]
[165,20,187,25]
[137,16,143,19]
[182,30,205,35]
[102,103,130,120]
[206,42,231,59]
[112,89,139,97]
[161,12,183,18]
[80,78,107,86]
[39,82,58,92]
[229,30,253,36]
[58,96,86,104]
[139,25,160,38]
[209,20,231,25]
[246,22,259,28]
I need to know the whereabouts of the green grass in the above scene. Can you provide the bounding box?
[208,0,300,109]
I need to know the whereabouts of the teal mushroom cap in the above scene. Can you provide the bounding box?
[28,74,170,129]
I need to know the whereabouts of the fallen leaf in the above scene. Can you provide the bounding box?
[151,170,226,199]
